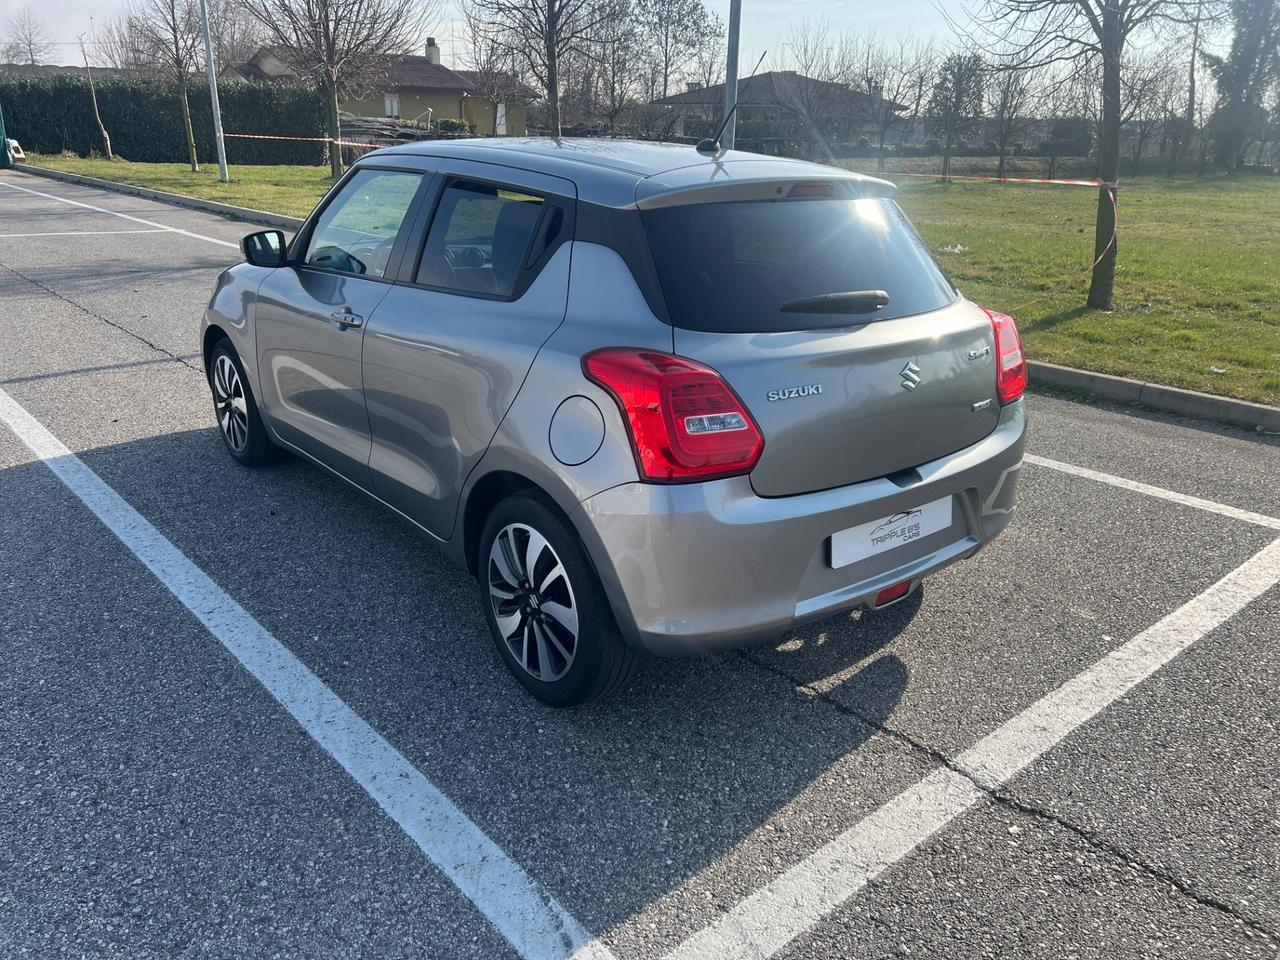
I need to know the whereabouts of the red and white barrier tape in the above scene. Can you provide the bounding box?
[221,131,383,149]
[887,171,1120,271]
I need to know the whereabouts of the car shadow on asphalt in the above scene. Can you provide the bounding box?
[42,425,919,940]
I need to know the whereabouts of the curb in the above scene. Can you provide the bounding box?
[1029,360,1280,434]
[10,164,1279,436]
[13,163,305,231]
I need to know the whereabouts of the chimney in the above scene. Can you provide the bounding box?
[425,37,440,65]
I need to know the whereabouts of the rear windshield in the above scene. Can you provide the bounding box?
[641,197,957,333]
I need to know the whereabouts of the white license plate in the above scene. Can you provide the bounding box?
[829,496,954,569]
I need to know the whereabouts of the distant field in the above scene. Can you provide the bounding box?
[888,175,1280,406]
[24,154,1280,406]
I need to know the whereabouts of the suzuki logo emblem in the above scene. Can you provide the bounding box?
[900,361,922,391]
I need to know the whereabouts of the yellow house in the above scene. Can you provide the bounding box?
[227,40,527,136]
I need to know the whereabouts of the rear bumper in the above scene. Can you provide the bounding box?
[572,399,1026,655]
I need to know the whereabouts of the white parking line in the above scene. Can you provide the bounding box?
[0,228,172,238]
[1027,453,1280,530]
[664,537,1280,960]
[0,179,239,249]
[0,385,614,960]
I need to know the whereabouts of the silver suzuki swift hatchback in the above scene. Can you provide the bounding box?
[201,138,1027,706]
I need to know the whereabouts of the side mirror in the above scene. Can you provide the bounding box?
[242,229,287,267]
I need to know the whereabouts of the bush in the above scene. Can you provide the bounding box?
[0,74,327,165]
[434,117,468,134]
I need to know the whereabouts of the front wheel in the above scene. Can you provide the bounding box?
[208,339,279,467]
[479,494,638,707]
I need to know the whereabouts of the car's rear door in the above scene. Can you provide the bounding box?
[254,165,431,485]
[639,182,1002,497]
[362,161,575,539]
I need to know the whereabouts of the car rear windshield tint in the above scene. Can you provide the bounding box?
[641,197,958,333]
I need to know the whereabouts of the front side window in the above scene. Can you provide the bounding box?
[416,180,546,297]
[304,169,422,279]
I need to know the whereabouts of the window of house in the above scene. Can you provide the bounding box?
[304,169,422,278]
[384,94,401,118]
[416,180,548,297]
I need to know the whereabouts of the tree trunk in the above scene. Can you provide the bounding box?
[179,80,199,173]
[997,140,1008,179]
[545,3,561,138]
[325,80,343,179]
[1087,18,1122,310]
[82,55,113,160]
[877,126,887,174]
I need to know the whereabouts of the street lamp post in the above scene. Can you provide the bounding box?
[197,0,229,183]
[721,0,742,151]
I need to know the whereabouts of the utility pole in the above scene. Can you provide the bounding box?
[721,0,742,151]
[197,0,229,183]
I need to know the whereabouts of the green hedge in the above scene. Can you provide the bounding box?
[0,74,327,165]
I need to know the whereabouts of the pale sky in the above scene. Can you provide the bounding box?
[30,0,956,69]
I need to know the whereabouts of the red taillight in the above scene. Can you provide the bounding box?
[984,308,1027,405]
[874,579,912,607]
[583,348,764,482]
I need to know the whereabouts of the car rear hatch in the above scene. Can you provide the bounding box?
[638,174,1001,497]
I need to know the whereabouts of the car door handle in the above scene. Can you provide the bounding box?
[329,310,364,330]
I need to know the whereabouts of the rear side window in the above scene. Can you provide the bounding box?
[417,180,548,297]
[641,198,957,333]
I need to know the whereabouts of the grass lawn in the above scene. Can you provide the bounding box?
[22,154,1280,406]
[888,176,1280,406]
[25,155,334,219]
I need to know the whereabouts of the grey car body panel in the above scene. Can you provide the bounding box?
[574,400,1025,654]
[255,267,393,486]
[674,299,1003,497]
[364,243,573,538]
[200,138,1026,657]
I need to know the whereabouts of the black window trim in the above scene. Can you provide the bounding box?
[288,163,436,285]
[394,171,575,304]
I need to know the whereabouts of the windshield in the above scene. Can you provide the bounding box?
[641,197,958,333]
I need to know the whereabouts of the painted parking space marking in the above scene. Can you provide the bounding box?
[662,538,1280,960]
[0,384,615,960]
[1027,453,1280,531]
[0,228,172,238]
[0,178,239,249]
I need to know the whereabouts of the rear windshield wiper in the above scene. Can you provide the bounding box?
[779,290,891,314]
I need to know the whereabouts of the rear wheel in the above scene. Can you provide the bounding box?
[208,339,279,467]
[479,494,637,706]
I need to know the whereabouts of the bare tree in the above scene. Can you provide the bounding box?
[206,0,264,73]
[460,0,524,134]
[124,0,205,172]
[852,34,937,173]
[3,6,53,65]
[987,64,1033,177]
[1121,50,1167,170]
[778,19,856,160]
[236,0,439,177]
[593,3,642,134]
[470,0,622,136]
[959,0,1214,308]
[80,35,114,159]
[927,52,985,177]
[634,0,710,100]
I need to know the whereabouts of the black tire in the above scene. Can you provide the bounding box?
[478,493,638,707]
[208,338,280,468]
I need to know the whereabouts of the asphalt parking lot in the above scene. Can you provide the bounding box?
[2,168,1278,960]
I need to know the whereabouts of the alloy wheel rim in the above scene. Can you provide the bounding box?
[488,522,579,682]
[212,354,249,452]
